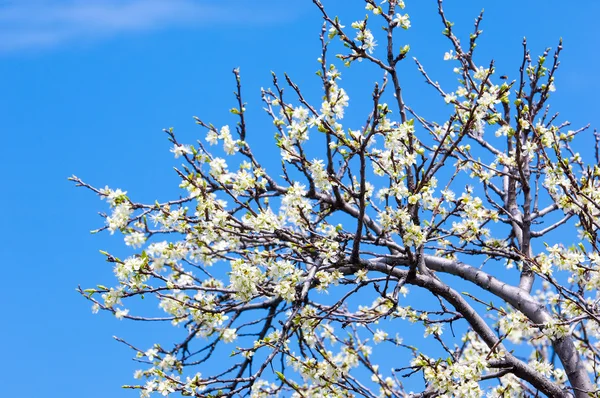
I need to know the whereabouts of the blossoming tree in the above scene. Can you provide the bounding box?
[71,1,600,397]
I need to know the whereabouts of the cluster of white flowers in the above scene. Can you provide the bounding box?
[101,287,123,309]
[287,106,311,142]
[498,308,535,344]
[124,231,146,248]
[250,379,279,398]
[274,104,312,162]
[322,76,350,119]
[287,343,360,386]
[170,143,193,158]
[229,259,265,301]
[372,329,388,344]
[412,353,487,397]
[314,268,343,292]
[541,244,597,290]
[267,259,305,302]
[450,191,496,242]
[208,157,230,183]
[100,186,127,205]
[377,206,425,247]
[205,125,240,155]
[187,290,232,337]
[308,158,330,192]
[243,207,281,232]
[381,121,418,169]
[393,13,411,29]
[314,236,341,265]
[113,255,150,290]
[351,20,376,54]
[159,292,190,325]
[281,182,313,227]
[106,201,133,234]
[423,323,444,338]
[231,163,268,196]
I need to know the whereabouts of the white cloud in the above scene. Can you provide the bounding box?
[0,0,291,53]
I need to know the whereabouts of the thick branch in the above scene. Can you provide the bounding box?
[420,255,594,397]
[363,260,571,397]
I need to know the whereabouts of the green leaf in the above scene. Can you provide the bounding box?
[275,371,286,381]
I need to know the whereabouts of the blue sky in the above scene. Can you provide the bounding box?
[1,1,599,397]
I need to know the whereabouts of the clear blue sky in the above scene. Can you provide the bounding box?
[1,1,599,396]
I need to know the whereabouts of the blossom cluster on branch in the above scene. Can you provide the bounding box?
[72,0,600,397]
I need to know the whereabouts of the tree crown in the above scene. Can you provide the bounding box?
[72,1,600,397]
